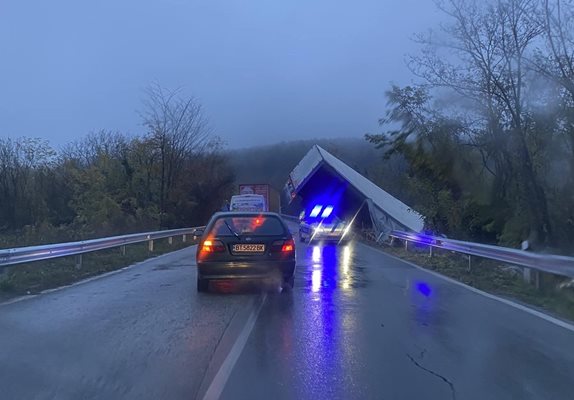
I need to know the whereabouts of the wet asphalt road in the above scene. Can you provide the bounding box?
[221,241,574,400]
[0,247,252,400]
[1,235,574,399]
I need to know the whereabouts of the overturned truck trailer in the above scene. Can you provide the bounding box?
[284,145,424,241]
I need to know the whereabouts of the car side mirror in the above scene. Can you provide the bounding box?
[194,229,204,237]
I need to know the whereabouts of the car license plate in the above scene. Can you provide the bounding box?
[233,244,265,253]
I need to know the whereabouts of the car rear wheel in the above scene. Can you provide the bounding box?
[197,277,209,292]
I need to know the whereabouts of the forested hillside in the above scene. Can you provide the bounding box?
[0,85,235,247]
[367,0,574,252]
[228,138,381,191]
[2,0,574,254]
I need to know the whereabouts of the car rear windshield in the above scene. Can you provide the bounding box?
[209,216,285,236]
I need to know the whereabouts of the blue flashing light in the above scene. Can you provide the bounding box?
[310,205,323,218]
[321,205,333,218]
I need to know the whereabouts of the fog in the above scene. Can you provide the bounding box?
[0,0,443,148]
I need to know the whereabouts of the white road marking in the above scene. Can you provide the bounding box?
[202,293,267,400]
[363,243,574,333]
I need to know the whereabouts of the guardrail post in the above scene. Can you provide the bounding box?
[429,246,433,258]
[148,240,154,252]
[523,268,540,289]
[467,255,472,272]
[75,254,83,270]
[405,240,408,251]
[121,245,126,256]
[182,234,187,243]
[168,237,173,245]
[0,266,10,282]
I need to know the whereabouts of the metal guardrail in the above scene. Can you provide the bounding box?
[0,227,205,268]
[0,214,299,269]
[389,230,574,279]
[279,214,574,278]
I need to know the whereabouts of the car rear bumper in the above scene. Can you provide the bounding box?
[197,260,296,280]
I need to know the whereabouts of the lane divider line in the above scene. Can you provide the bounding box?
[202,293,267,400]
[361,242,574,333]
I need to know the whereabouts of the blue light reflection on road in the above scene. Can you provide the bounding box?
[321,245,338,292]
[311,267,322,292]
[312,246,321,263]
[417,281,432,297]
[300,243,357,398]
[307,244,354,294]
[341,246,352,290]
[408,279,436,330]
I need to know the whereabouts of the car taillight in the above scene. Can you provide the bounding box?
[282,239,294,252]
[271,239,295,253]
[201,239,225,253]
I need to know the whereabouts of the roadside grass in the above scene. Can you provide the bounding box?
[0,237,195,301]
[378,242,574,322]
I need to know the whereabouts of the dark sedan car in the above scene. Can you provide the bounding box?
[196,212,296,292]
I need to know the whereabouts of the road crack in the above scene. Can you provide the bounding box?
[406,353,456,400]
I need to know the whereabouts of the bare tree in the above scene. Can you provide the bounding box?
[532,0,574,176]
[409,0,552,243]
[140,83,212,227]
[0,138,56,229]
[536,0,574,95]
[61,130,130,167]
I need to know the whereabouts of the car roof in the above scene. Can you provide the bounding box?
[212,211,280,217]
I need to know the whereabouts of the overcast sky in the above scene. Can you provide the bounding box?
[0,0,444,149]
